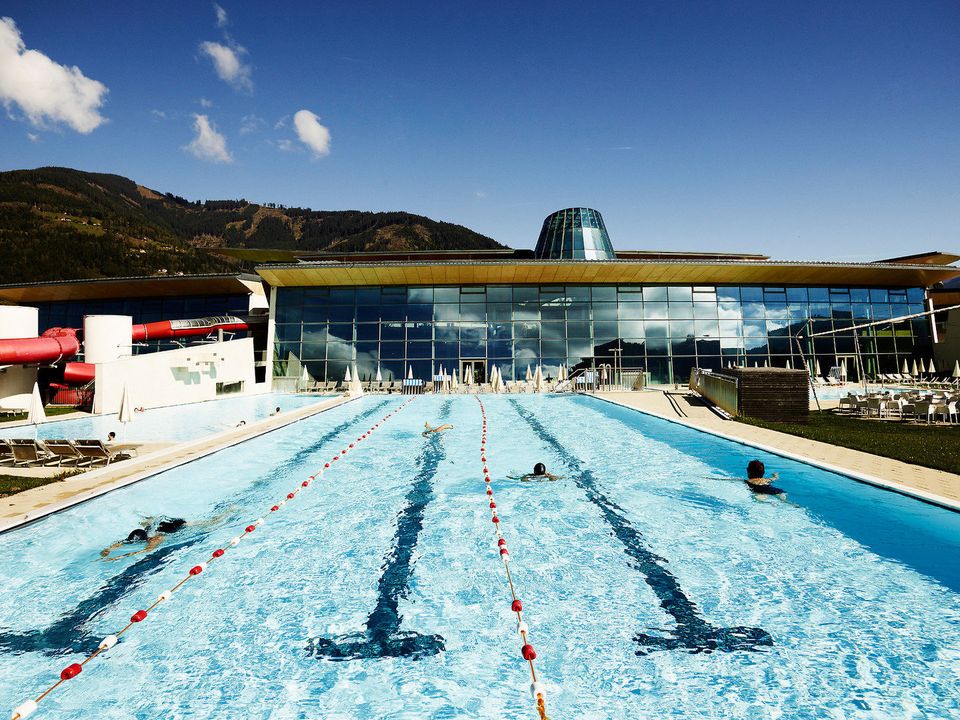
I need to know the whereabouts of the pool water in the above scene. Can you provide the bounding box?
[1,394,959,718]
[3,393,327,443]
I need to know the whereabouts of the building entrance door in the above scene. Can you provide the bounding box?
[460,359,486,385]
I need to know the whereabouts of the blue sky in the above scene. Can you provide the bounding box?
[1,1,958,259]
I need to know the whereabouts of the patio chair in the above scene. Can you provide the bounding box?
[9,439,58,467]
[73,439,124,466]
[41,439,84,467]
[934,402,958,424]
[0,440,15,466]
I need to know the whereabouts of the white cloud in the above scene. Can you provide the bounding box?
[184,114,232,163]
[26,132,39,142]
[213,2,228,28]
[274,114,289,129]
[150,109,166,119]
[199,40,252,92]
[0,17,108,133]
[293,109,331,158]
[275,138,297,152]
[474,190,487,199]
[239,113,264,135]
[199,97,213,108]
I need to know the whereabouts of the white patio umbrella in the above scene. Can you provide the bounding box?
[465,365,474,385]
[911,359,919,377]
[27,382,45,439]
[953,360,960,378]
[786,359,793,369]
[814,359,822,377]
[408,365,414,380]
[375,365,382,383]
[902,358,910,374]
[489,365,499,393]
[525,365,532,382]
[344,366,352,384]
[451,369,459,391]
[533,364,544,392]
[927,358,936,374]
[118,383,134,442]
[558,365,566,382]
[352,365,364,395]
[300,365,309,391]
[763,360,769,368]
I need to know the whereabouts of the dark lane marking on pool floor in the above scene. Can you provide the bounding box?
[0,400,394,658]
[306,401,451,661]
[509,399,773,655]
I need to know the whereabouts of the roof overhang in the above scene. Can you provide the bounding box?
[0,274,264,304]
[256,260,960,289]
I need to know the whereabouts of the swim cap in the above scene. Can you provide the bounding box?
[126,528,148,543]
[534,462,546,475]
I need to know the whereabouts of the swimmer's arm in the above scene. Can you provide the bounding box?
[100,541,123,558]
[106,535,164,561]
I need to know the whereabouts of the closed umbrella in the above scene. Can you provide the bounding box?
[814,359,821,377]
[118,383,134,442]
[27,382,45,439]
[408,366,414,380]
[953,360,960,378]
[786,359,792,369]
[928,358,936,375]
[901,358,909,374]
[350,364,363,395]
[344,366,352,384]
[375,365,382,383]
[300,365,309,391]
[451,369,459,391]
[533,364,544,392]
[465,365,474,386]
[911,359,919,377]
[558,365,566,382]
[525,365,532,382]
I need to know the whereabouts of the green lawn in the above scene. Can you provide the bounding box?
[0,474,64,498]
[0,406,86,424]
[737,412,960,475]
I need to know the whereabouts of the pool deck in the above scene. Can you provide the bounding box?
[595,389,960,511]
[0,394,353,533]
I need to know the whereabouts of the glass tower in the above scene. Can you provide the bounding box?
[535,208,615,260]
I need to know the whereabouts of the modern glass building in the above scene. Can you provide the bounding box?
[535,208,615,260]
[260,210,960,386]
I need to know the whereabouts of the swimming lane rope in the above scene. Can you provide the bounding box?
[474,396,549,720]
[10,398,416,720]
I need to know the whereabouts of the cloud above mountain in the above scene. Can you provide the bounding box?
[293,109,331,158]
[0,16,108,133]
[184,114,232,163]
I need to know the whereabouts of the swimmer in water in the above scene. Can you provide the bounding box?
[422,421,454,436]
[100,510,233,560]
[745,459,783,495]
[509,462,564,482]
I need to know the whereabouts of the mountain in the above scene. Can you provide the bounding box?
[0,167,505,284]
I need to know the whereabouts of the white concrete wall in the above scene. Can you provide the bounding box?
[93,337,257,414]
[0,306,39,410]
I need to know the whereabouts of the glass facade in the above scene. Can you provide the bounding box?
[35,294,251,355]
[273,284,931,385]
[535,208,615,260]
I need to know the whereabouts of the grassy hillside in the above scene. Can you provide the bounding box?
[0,167,504,283]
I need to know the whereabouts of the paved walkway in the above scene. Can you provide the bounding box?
[0,395,353,532]
[595,390,960,511]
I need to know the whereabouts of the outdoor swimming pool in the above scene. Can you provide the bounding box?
[1,394,958,718]
[3,393,327,443]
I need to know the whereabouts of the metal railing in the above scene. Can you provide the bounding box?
[690,369,739,416]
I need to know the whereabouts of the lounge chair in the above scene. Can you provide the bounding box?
[0,440,15,466]
[42,439,84,467]
[9,439,58,467]
[73,439,124,466]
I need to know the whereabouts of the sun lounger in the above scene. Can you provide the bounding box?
[9,439,58,467]
[73,439,124,466]
[41,439,84,467]
[0,441,15,466]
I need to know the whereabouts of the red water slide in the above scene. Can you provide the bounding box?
[0,316,248,384]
